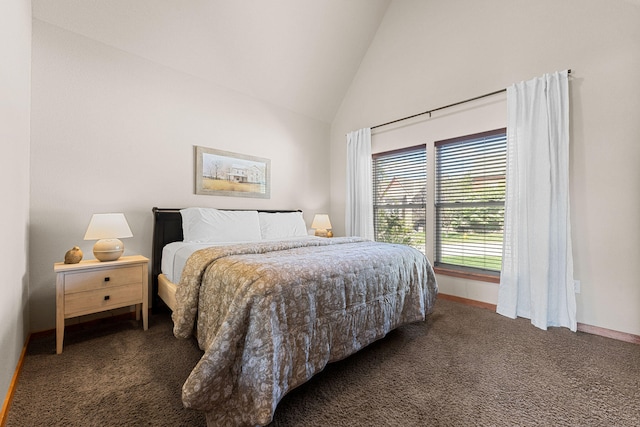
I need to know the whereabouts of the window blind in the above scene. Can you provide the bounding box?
[435,129,506,273]
[372,145,426,254]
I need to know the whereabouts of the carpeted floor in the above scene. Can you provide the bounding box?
[5,299,640,426]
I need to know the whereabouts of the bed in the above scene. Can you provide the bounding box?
[151,207,438,427]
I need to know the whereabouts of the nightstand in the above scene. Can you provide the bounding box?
[54,255,149,354]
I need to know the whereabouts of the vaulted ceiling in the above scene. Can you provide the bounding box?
[32,0,391,123]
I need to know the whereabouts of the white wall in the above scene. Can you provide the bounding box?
[30,20,331,332]
[331,0,640,335]
[0,0,31,405]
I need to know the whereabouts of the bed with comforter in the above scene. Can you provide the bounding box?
[151,207,438,426]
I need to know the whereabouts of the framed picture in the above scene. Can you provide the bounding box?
[195,146,271,198]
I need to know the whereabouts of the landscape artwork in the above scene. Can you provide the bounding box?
[195,146,270,198]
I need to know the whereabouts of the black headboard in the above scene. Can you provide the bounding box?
[151,207,301,309]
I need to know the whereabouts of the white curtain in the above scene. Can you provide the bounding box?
[346,128,374,240]
[497,70,577,332]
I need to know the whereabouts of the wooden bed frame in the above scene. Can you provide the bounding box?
[151,207,301,311]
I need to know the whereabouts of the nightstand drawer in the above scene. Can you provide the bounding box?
[64,284,143,317]
[64,265,143,294]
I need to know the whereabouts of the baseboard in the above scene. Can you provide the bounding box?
[0,334,30,427]
[437,293,497,311]
[30,310,140,340]
[577,323,640,345]
[437,293,640,345]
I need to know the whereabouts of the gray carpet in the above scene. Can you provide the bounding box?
[6,299,640,426]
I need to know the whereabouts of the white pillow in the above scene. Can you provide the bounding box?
[180,208,262,243]
[258,211,308,240]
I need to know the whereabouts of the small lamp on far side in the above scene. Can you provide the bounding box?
[311,214,333,238]
[84,213,133,261]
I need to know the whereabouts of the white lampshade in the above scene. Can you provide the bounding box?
[311,214,332,237]
[84,213,133,261]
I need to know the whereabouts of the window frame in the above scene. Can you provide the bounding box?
[434,128,507,279]
[372,144,427,255]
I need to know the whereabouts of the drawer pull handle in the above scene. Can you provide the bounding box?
[104,277,110,282]
[104,295,110,301]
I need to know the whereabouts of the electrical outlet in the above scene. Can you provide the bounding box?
[574,280,581,294]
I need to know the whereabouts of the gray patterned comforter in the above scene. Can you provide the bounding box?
[172,237,438,426]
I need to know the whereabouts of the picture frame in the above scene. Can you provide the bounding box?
[195,146,271,198]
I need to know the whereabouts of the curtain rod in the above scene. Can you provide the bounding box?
[370,69,572,130]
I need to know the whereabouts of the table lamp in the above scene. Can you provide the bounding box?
[311,214,333,237]
[84,213,133,261]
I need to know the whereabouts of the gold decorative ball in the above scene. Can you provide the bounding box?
[64,246,83,264]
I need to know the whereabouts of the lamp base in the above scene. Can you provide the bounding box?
[93,238,125,262]
[315,229,329,238]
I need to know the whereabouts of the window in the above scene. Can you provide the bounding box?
[435,129,506,274]
[372,145,427,254]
